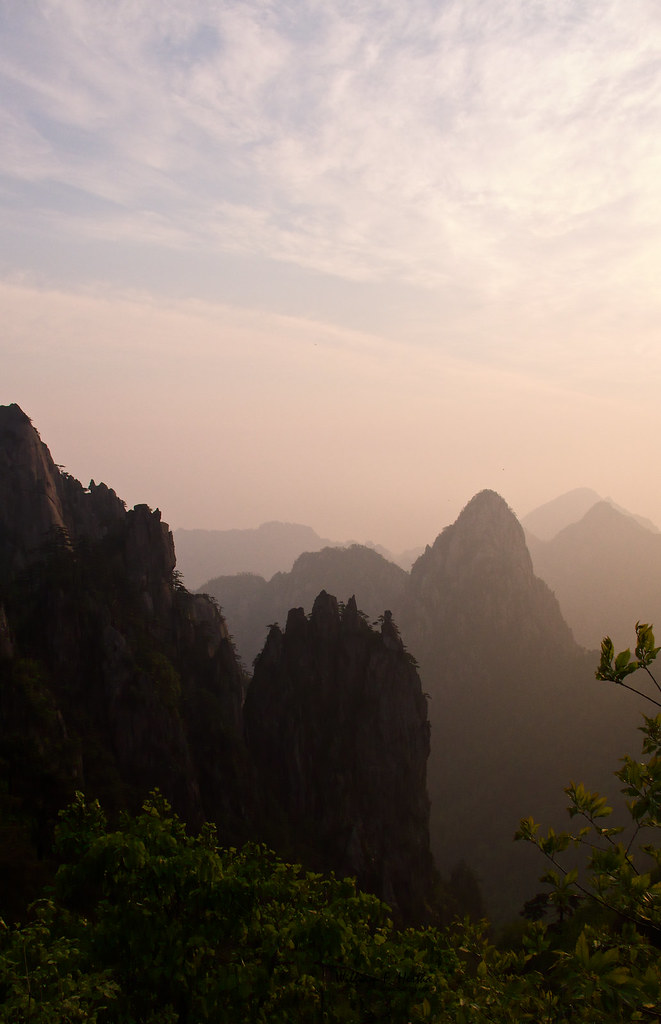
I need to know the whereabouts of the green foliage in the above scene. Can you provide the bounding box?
[596,622,661,707]
[0,900,118,1022]
[2,792,459,1023]
[3,781,658,1023]
[4,625,661,1021]
[516,624,661,1020]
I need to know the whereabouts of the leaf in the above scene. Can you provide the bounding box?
[574,932,590,967]
[615,649,632,673]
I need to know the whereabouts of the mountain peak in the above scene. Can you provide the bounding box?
[457,489,515,523]
[581,500,647,531]
[522,488,603,541]
[412,489,527,581]
[0,402,32,428]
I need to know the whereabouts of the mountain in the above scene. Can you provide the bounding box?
[400,491,648,922]
[528,500,661,650]
[204,487,650,921]
[0,405,253,916]
[201,544,408,666]
[0,405,438,924]
[521,488,603,540]
[175,523,418,590]
[523,487,659,542]
[244,592,437,922]
[172,522,339,590]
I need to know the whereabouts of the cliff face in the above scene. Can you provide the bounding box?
[406,490,578,667]
[0,407,252,917]
[401,490,644,922]
[0,405,125,568]
[244,592,436,923]
[0,405,438,926]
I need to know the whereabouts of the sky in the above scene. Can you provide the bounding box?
[3,0,661,553]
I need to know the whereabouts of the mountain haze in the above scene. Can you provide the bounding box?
[173,522,338,590]
[202,488,647,920]
[528,500,661,650]
[0,405,437,924]
[521,488,604,540]
[201,544,408,666]
[523,487,659,541]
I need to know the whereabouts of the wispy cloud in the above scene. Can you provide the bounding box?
[2,0,661,379]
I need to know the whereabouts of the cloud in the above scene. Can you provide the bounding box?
[2,0,661,381]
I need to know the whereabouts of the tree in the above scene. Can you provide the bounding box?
[515,622,661,1019]
[2,628,661,1022]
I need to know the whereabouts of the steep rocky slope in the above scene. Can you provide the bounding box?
[244,592,437,922]
[0,404,437,925]
[0,406,252,914]
[401,490,647,921]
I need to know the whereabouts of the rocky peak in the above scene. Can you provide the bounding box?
[0,407,251,913]
[1,408,439,926]
[406,488,574,662]
[0,404,176,622]
[244,590,436,923]
[0,404,68,569]
[412,489,531,582]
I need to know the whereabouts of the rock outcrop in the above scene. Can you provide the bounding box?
[0,407,252,916]
[0,405,438,926]
[244,592,436,922]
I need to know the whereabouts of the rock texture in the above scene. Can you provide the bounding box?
[244,592,436,922]
[405,490,578,666]
[0,407,251,916]
[0,405,438,926]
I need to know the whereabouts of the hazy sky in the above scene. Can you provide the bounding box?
[3,0,661,551]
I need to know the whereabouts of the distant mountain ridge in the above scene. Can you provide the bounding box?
[522,487,659,541]
[201,544,408,666]
[175,524,421,590]
[173,522,339,590]
[527,500,661,649]
[4,410,656,924]
[203,489,646,921]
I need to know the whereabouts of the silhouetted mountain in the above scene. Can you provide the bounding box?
[244,592,438,922]
[173,522,339,589]
[197,487,651,920]
[400,490,647,922]
[201,489,649,920]
[528,500,661,649]
[521,488,603,540]
[0,405,254,915]
[523,488,659,542]
[201,544,408,666]
[0,405,437,924]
